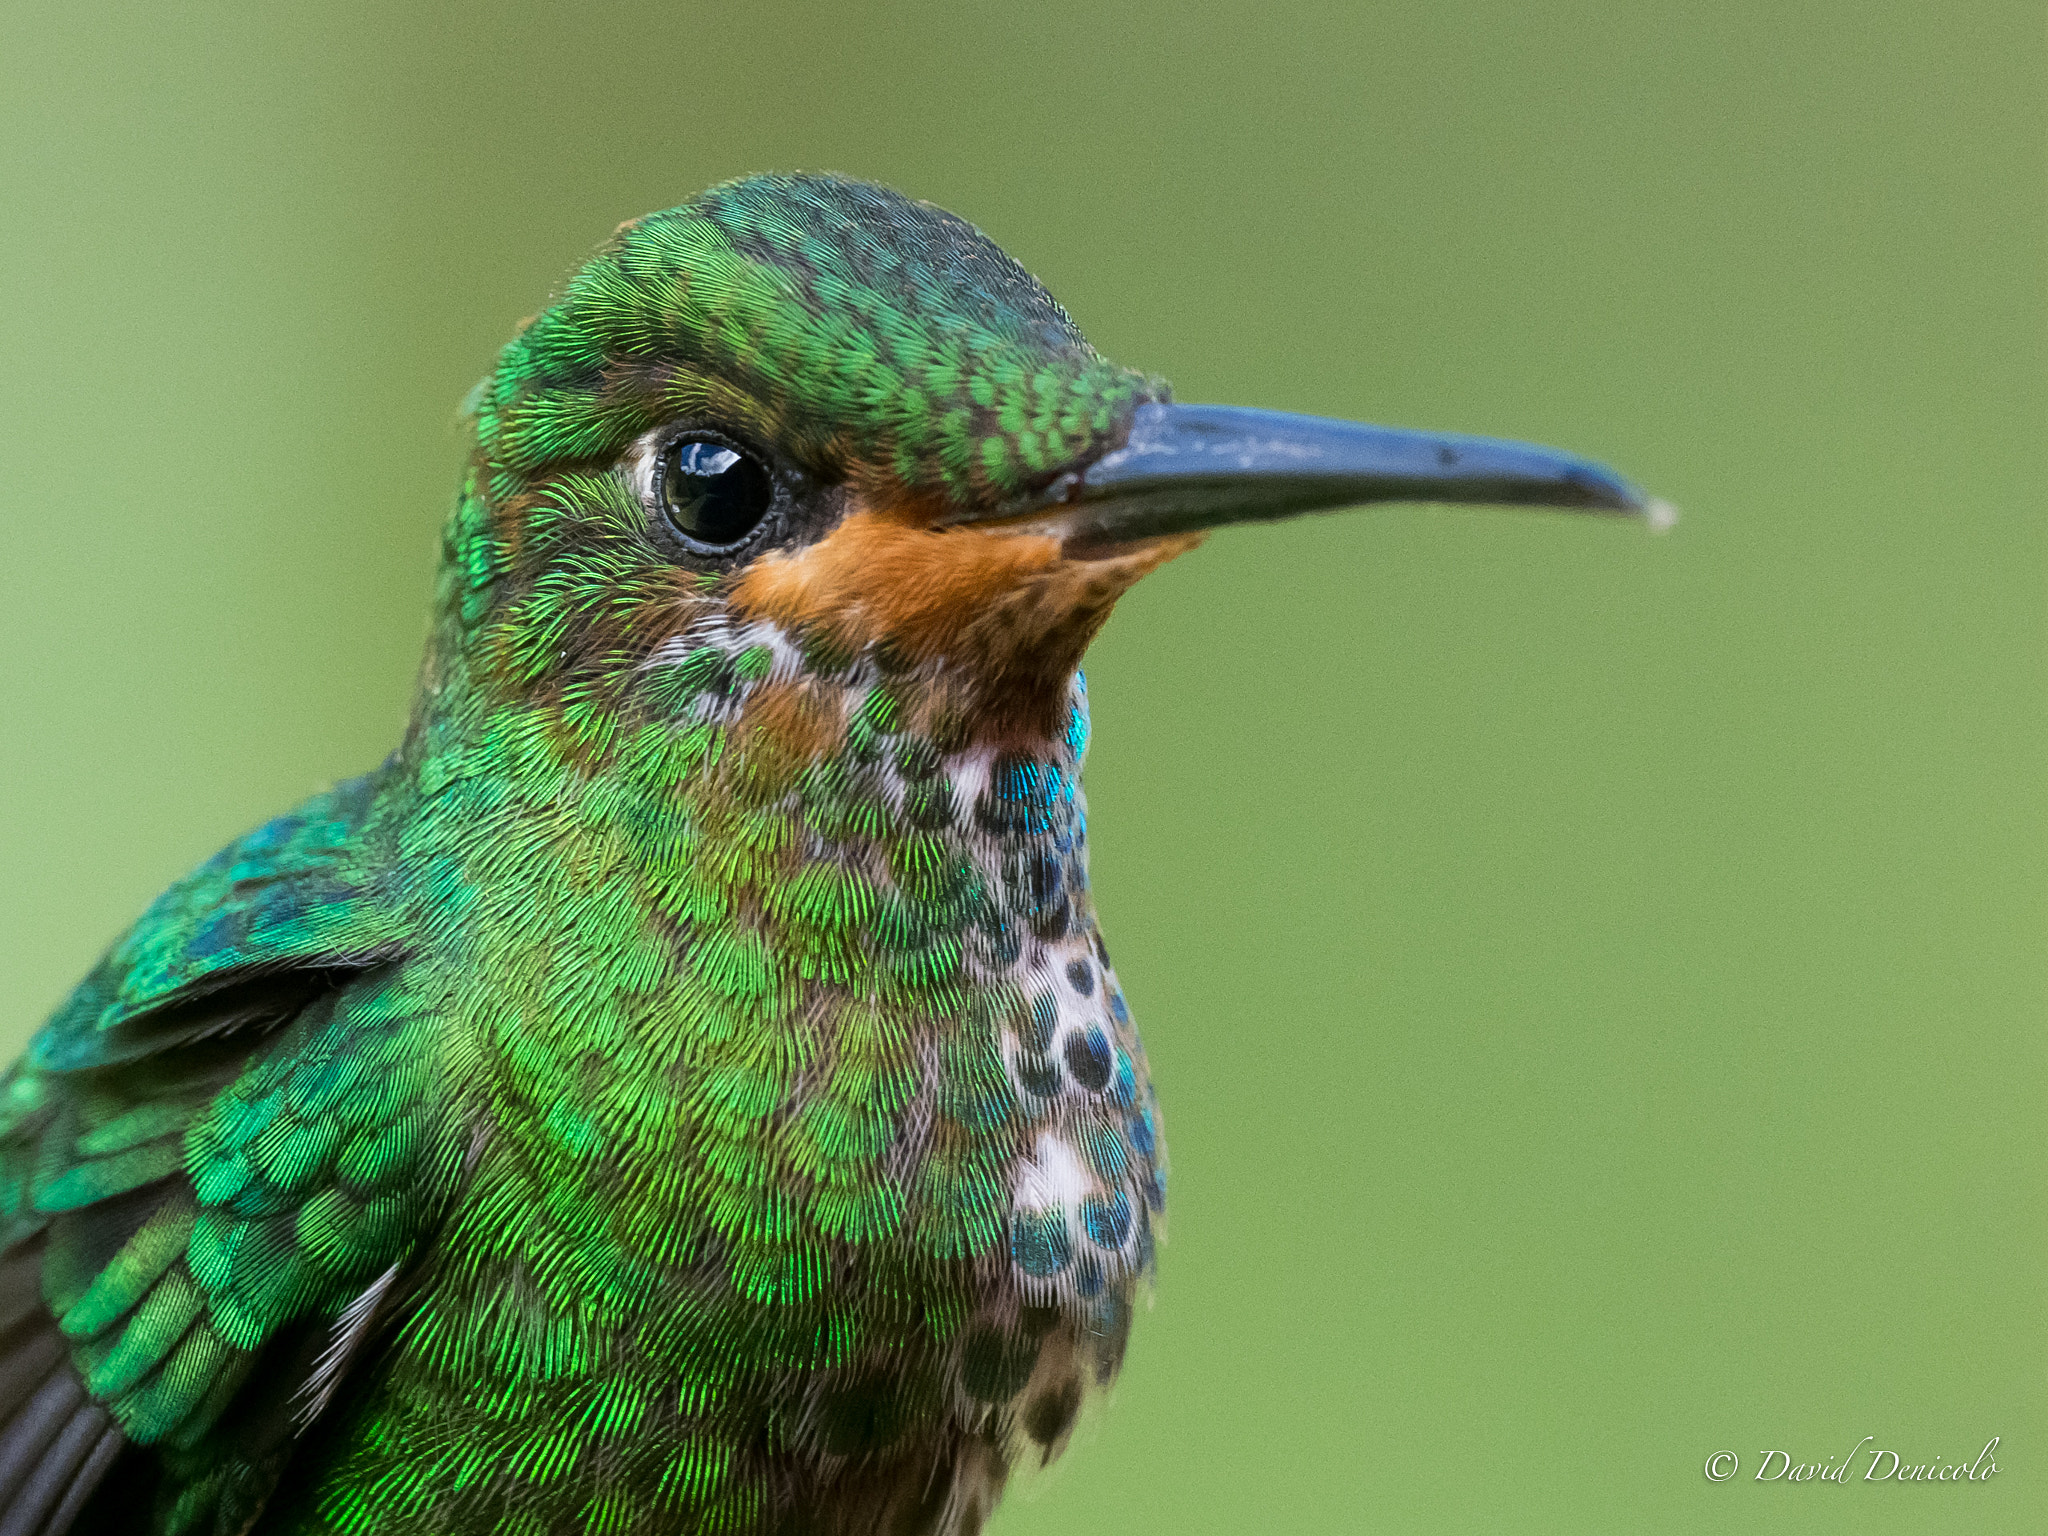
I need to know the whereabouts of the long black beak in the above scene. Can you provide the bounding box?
[957,402,1671,546]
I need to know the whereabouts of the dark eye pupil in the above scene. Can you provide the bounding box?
[660,438,773,548]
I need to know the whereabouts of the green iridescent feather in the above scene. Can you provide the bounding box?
[0,174,1167,1536]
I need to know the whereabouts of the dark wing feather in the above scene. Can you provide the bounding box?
[0,771,440,1536]
[0,1238,121,1536]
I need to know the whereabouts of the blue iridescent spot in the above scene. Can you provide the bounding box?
[1108,990,1129,1025]
[977,756,1074,839]
[1108,1051,1137,1108]
[189,911,244,961]
[252,883,297,930]
[1128,1106,1156,1156]
[1082,1191,1131,1251]
[1141,1167,1166,1213]
[1072,1256,1105,1298]
[1063,1028,1112,1093]
[242,814,296,853]
[1010,1211,1072,1277]
[1080,1122,1129,1180]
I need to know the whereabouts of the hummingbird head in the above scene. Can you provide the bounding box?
[439,173,1657,748]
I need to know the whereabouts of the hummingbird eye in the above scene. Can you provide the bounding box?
[658,436,775,551]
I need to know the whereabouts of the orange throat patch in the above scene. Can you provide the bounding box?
[728,507,1202,740]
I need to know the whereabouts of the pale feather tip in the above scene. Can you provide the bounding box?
[1644,497,1680,534]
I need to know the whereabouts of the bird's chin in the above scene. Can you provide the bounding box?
[723,509,1200,742]
[1058,529,1207,564]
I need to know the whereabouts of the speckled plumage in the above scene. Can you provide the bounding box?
[0,176,1170,1536]
[0,172,1654,1536]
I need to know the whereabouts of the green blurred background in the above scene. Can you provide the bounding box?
[2,2,2040,1531]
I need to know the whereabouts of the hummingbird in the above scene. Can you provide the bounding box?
[0,174,1660,1536]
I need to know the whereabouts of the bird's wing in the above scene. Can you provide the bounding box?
[0,770,459,1536]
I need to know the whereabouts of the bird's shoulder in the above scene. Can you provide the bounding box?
[21,768,403,1081]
